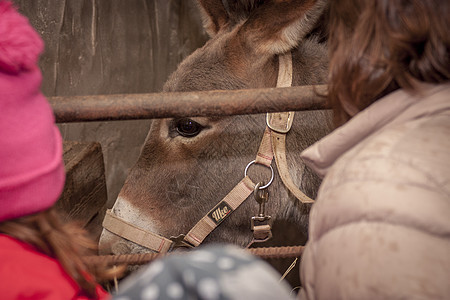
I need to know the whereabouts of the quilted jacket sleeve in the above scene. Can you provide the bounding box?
[299,111,450,300]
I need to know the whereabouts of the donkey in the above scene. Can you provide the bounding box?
[99,0,332,284]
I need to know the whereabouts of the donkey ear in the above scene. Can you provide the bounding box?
[196,0,230,37]
[238,0,327,55]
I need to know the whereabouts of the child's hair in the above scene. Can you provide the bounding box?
[0,207,122,298]
[328,0,450,126]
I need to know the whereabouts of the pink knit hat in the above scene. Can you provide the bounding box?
[0,1,65,222]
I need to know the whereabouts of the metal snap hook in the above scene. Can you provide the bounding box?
[244,160,274,189]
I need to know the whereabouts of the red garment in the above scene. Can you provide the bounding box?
[0,234,110,300]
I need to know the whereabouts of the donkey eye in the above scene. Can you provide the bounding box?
[175,118,203,137]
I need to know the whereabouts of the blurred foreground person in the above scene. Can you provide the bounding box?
[299,0,450,299]
[113,245,294,300]
[0,1,119,299]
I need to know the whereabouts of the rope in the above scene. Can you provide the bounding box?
[85,245,304,267]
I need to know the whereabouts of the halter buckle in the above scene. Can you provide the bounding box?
[266,112,295,133]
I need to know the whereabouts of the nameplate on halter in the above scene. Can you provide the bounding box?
[208,200,233,225]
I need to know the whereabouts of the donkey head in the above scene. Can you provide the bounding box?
[99,0,330,256]
[164,0,327,93]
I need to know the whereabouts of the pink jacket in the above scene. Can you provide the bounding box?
[299,83,450,299]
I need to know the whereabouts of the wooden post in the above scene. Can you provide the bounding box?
[57,141,108,241]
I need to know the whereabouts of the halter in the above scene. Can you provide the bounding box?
[102,52,314,253]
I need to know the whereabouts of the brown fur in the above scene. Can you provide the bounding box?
[99,0,332,287]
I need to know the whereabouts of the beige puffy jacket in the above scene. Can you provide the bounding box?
[299,83,450,300]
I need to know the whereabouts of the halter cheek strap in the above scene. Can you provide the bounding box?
[268,53,314,204]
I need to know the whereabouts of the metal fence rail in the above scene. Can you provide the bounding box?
[49,85,329,123]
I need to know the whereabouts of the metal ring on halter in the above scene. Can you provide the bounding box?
[244,160,274,189]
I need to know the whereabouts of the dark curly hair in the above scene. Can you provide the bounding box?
[328,0,450,126]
